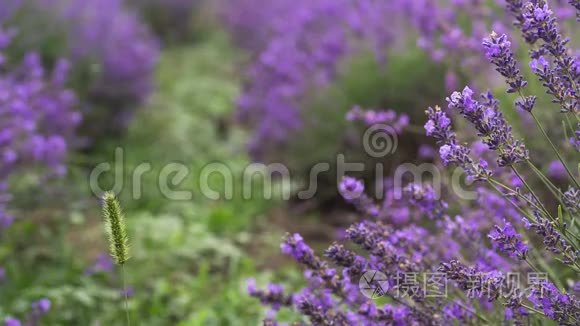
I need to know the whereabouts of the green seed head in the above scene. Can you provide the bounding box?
[102,192,130,265]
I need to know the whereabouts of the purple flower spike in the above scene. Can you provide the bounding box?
[3,318,21,326]
[31,298,51,314]
[482,32,528,93]
[339,177,380,217]
[338,177,364,201]
[488,221,528,260]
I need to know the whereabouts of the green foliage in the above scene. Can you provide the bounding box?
[281,49,448,200]
[1,33,285,325]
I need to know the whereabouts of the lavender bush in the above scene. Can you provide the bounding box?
[5,0,159,144]
[223,0,405,159]
[225,0,578,161]
[0,16,80,234]
[249,1,580,324]
[0,10,78,325]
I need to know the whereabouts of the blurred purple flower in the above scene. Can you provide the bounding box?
[3,318,20,326]
[85,254,114,275]
[547,160,566,179]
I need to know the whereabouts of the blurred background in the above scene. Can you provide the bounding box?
[0,0,578,325]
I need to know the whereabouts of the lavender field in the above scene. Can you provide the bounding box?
[1,0,579,325]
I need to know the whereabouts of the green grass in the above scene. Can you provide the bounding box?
[0,32,291,325]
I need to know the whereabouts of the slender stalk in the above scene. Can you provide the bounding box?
[530,112,579,188]
[489,176,580,254]
[511,167,551,219]
[528,249,564,290]
[526,161,563,203]
[520,303,546,317]
[488,179,548,218]
[122,264,131,326]
[524,259,561,292]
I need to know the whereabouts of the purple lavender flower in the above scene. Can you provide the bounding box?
[31,298,51,314]
[424,106,453,144]
[570,124,580,151]
[12,0,160,141]
[0,15,80,226]
[529,55,577,113]
[445,71,458,93]
[442,300,474,324]
[224,0,404,157]
[525,211,579,266]
[346,106,409,133]
[439,260,508,301]
[338,177,379,217]
[482,32,527,93]
[324,243,357,268]
[521,0,579,113]
[417,144,436,159]
[247,279,293,311]
[85,253,114,275]
[403,183,447,219]
[447,88,529,166]
[569,0,580,20]
[425,106,492,181]
[281,233,324,271]
[482,31,537,112]
[488,221,529,260]
[563,186,580,213]
[338,177,364,201]
[547,160,566,179]
[528,280,580,323]
[3,318,20,326]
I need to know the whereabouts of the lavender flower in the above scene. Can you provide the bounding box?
[524,212,579,266]
[563,186,580,213]
[488,221,529,260]
[403,183,447,219]
[425,106,492,181]
[528,280,580,323]
[346,106,410,134]
[447,87,529,166]
[338,177,379,217]
[249,2,580,325]
[247,279,293,311]
[521,0,579,113]
[224,0,404,157]
[0,16,80,227]
[31,298,51,314]
[569,0,580,20]
[529,55,577,113]
[418,144,436,159]
[570,124,580,151]
[439,260,507,301]
[482,31,537,112]
[424,106,453,144]
[9,0,160,141]
[442,300,475,324]
[482,32,527,93]
[3,318,20,326]
[547,160,566,179]
[27,298,51,325]
[281,233,324,271]
[85,254,114,275]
